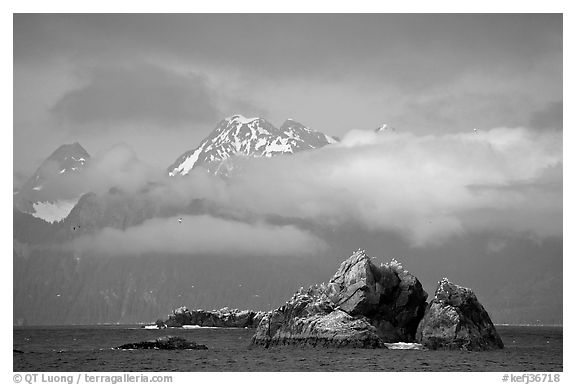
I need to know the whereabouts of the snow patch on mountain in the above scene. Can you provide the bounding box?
[225,114,259,125]
[168,142,207,177]
[32,199,79,223]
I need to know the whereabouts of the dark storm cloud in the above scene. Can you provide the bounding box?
[396,92,533,132]
[529,102,563,131]
[51,63,220,127]
[387,89,562,134]
[14,14,561,84]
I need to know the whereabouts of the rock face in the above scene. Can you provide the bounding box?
[115,336,208,350]
[325,252,428,342]
[251,249,429,348]
[416,278,504,351]
[164,306,266,328]
[14,142,90,223]
[251,289,384,348]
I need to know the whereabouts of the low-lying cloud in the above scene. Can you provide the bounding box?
[195,127,562,246]
[68,215,327,257]
[38,143,159,201]
[50,126,562,249]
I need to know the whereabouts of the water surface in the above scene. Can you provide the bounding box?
[13,325,562,371]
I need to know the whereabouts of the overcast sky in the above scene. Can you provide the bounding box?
[13,14,562,185]
[11,14,564,324]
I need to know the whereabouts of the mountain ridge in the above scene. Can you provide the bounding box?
[14,142,90,223]
[167,114,337,176]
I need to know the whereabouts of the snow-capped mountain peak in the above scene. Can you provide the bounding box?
[168,115,337,176]
[19,142,89,191]
[47,142,88,175]
[225,114,260,125]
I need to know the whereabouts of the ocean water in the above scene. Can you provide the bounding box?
[13,325,562,372]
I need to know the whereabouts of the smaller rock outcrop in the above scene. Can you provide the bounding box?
[251,288,384,348]
[115,336,208,350]
[164,306,265,328]
[416,278,504,351]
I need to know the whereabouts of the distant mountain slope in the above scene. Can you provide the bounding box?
[14,142,90,223]
[168,115,337,176]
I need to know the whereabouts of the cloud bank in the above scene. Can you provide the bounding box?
[52,126,561,250]
[193,127,562,246]
[38,143,159,201]
[68,215,327,258]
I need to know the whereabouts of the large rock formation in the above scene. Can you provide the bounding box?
[162,306,266,328]
[325,251,428,342]
[416,278,504,351]
[115,336,208,350]
[251,249,429,347]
